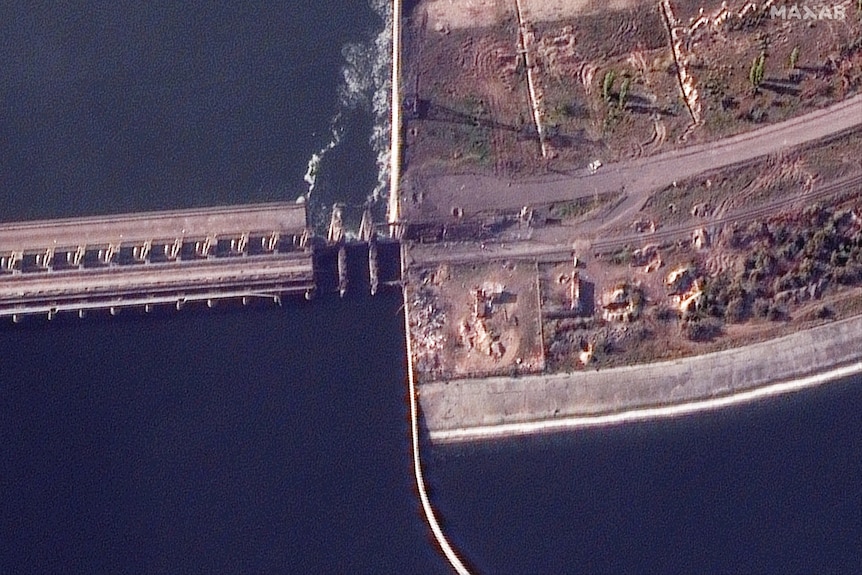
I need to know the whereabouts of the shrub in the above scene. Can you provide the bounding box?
[767,303,787,322]
[816,305,834,320]
[683,318,723,342]
[725,296,748,323]
[618,78,631,108]
[789,46,800,69]
[652,305,678,322]
[753,298,771,318]
[602,70,616,102]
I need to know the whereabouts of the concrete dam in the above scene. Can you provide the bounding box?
[0,202,400,321]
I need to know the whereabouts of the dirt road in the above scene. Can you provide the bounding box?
[406,94,862,227]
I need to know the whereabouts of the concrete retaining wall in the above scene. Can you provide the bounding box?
[420,314,862,442]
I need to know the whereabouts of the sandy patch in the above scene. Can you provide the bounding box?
[424,0,513,31]
[521,0,648,21]
[423,0,649,30]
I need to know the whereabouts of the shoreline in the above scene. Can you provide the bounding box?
[402,248,473,575]
[420,314,862,444]
[428,359,862,444]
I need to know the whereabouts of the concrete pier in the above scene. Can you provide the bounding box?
[388,0,403,234]
[337,246,348,298]
[400,243,472,575]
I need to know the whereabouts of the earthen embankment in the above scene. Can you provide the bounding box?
[420,314,862,443]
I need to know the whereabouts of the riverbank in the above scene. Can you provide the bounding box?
[419,313,862,443]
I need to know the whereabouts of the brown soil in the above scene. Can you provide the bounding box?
[640,128,862,226]
[405,0,862,177]
[545,188,862,370]
[406,259,545,381]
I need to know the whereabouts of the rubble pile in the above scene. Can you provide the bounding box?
[631,244,663,272]
[409,288,448,373]
[601,281,643,322]
[457,283,507,360]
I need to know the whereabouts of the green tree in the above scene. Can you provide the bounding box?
[618,77,631,109]
[789,46,800,69]
[756,52,766,82]
[749,52,766,92]
[602,70,616,102]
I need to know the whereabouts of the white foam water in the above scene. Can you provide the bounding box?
[302,0,392,205]
[367,0,394,203]
[302,118,343,199]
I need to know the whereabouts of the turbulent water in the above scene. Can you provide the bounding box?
[0,2,859,574]
[302,0,393,232]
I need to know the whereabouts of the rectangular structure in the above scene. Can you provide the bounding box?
[0,202,308,253]
[0,203,315,318]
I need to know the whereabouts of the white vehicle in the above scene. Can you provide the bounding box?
[588,159,602,174]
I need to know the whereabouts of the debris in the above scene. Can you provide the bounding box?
[693,228,710,249]
[690,203,710,217]
[601,282,643,322]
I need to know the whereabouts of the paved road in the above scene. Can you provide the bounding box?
[406,94,862,227]
[0,253,314,311]
[0,202,307,252]
[406,169,862,267]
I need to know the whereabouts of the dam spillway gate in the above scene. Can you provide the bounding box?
[0,202,401,321]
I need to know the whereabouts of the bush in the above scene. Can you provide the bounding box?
[816,305,834,320]
[767,303,788,322]
[747,106,767,123]
[835,264,862,285]
[683,318,723,342]
[725,296,748,323]
[753,298,771,318]
[651,305,678,322]
[602,70,616,102]
[610,247,632,266]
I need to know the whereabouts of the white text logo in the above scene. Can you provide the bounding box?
[769,4,847,19]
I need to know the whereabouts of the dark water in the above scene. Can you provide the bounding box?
[0,2,447,573]
[0,295,450,573]
[427,376,862,574]
[0,2,860,574]
[0,0,382,221]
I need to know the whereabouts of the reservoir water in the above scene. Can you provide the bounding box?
[0,2,859,573]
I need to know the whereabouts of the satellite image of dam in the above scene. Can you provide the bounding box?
[0,1,859,573]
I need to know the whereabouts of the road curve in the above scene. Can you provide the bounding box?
[408,94,862,222]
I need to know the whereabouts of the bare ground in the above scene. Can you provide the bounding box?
[405,0,862,180]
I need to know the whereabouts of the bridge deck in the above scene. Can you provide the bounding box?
[0,202,308,252]
[0,252,315,317]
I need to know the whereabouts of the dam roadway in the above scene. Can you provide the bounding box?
[0,202,316,319]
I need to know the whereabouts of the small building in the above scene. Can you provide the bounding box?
[570,272,581,311]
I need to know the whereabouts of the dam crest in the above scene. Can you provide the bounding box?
[0,202,401,321]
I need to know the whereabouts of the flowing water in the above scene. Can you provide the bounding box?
[0,2,859,573]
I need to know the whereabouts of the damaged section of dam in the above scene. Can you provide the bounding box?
[0,202,400,321]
